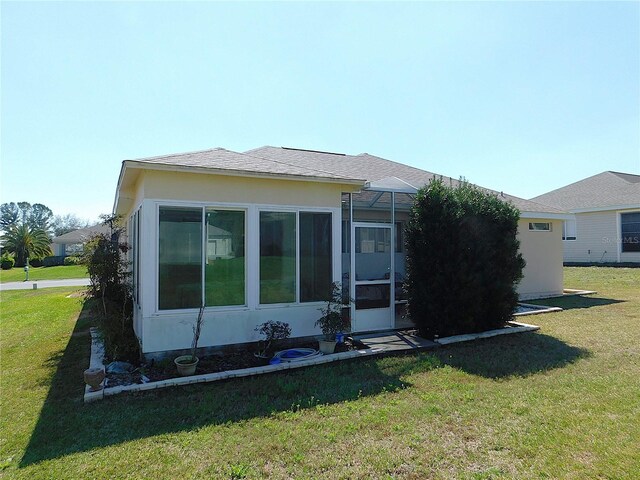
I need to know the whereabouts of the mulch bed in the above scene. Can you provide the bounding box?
[104,338,368,387]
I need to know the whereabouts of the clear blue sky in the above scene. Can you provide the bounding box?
[2,1,638,221]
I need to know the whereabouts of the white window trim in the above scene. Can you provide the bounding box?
[528,222,552,232]
[256,207,335,308]
[562,219,577,241]
[150,199,340,316]
[618,209,640,260]
[155,202,249,313]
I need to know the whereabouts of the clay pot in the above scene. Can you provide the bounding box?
[84,367,105,391]
[318,340,337,354]
[174,355,199,376]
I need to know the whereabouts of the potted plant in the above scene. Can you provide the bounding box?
[315,282,350,354]
[254,320,291,363]
[174,305,205,376]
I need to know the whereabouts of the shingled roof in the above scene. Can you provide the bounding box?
[246,146,566,215]
[119,145,566,216]
[531,171,640,212]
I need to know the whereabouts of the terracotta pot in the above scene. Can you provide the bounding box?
[174,355,199,376]
[84,367,105,391]
[318,340,337,354]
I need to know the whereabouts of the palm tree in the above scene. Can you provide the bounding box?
[1,224,52,267]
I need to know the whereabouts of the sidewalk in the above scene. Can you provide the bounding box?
[0,278,90,291]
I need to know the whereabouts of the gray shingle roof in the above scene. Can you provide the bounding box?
[126,147,361,182]
[121,145,566,215]
[531,171,640,211]
[53,224,111,244]
[246,146,565,215]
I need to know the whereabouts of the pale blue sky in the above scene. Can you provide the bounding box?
[2,1,638,221]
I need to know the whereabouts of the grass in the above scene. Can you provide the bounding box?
[0,265,88,283]
[0,267,639,478]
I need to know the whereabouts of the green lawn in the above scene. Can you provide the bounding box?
[1,267,639,479]
[0,265,88,283]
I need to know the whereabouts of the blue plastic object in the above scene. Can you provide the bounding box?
[269,357,282,365]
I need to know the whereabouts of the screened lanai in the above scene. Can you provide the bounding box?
[341,177,419,333]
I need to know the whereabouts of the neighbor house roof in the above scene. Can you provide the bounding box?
[246,146,567,217]
[52,224,110,244]
[531,171,640,212]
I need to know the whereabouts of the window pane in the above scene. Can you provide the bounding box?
[300,212,332,302]
[159,207,202,310]
[341,193,351,305]
[205,209,245,306]
[260,212,296,304]
[529,222,551,231]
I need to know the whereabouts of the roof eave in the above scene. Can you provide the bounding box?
[123,160,367,186]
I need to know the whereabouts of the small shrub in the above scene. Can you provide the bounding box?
[315,281,350,340]
[254,320,291,356]
[1,253,15,270]
[29,258,44,267]
[63,256,82,266]
[43,255,65,267]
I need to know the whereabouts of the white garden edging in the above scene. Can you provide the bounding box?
[435,321,540,346]
[84,327,106,402]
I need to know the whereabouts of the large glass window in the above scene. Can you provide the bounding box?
[158,207,203,310]
[300,212,332,302]
[205,209,245,306]
[260,212,296,304]
[621,212,640,252]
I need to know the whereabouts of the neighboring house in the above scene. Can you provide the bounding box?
[532,171,640,264]
[114,146,570,357]
[51,224,111,257]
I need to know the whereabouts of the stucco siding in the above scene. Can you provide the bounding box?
[140,170,353,208]
[517,218,564,299]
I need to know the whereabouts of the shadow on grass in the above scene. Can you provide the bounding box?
[19,300,425,467]
[529,295,624,311]
[20,303,589,467]
[436,331,591,379]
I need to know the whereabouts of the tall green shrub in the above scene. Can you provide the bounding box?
[405,179,525,339]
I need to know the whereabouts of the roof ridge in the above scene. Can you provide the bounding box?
[240,150,361,181]
[126,147,227,162]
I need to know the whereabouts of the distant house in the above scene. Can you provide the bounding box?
[532,171,640,264]
[113,146,570,357]
[51,224,110,257]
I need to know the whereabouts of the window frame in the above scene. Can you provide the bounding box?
[156,203,248,313]
[528,222,552,232]
[562,219,577,241]
[620,211,640,253]
[257,207,334,307]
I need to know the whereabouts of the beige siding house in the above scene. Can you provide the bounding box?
[532,171,640,264]
[114,146,569,356]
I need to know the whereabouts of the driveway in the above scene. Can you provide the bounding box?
[0,278,90,291]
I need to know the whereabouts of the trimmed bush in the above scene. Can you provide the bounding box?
[29,258,44,267]
[1,253,15,270]
[63,256,82,266]
[43,255,65,267]
[405,179,525,339]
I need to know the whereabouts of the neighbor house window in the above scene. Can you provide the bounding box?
[529,222,551,231]
[562,219,577,241]
[158,207,203,310]
[260,212,297,304]
[260,210,333,304]
[621,212,640,252]
[205,209,245,306]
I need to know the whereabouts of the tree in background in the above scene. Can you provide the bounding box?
[51,213,89,237]
[405,179,525,339]
[1,224,52,267]
[0,202,53,236]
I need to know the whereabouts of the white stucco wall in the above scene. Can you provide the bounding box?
[123,170,351,355]
[517,218,564,300]
[564,210,640,263]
